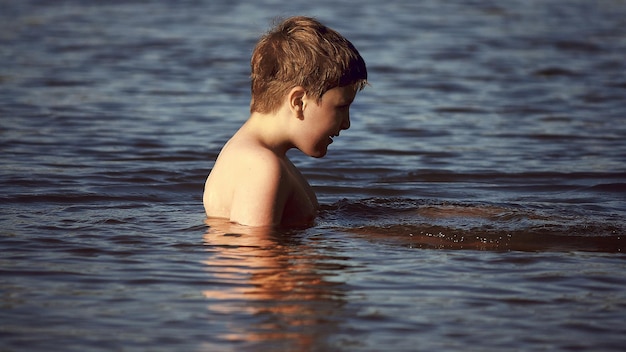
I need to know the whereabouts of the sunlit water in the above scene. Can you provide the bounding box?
[1,0,625,351]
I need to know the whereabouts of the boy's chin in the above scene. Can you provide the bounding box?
[298,141,330,158]
[305,147,328,158]
[308,151,327,158]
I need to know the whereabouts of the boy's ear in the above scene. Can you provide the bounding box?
[288,86,306,117]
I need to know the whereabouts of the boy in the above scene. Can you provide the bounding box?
[203,16,367,227]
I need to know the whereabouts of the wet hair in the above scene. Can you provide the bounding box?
[250,16,367,113]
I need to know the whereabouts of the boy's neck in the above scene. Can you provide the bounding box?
[244,111,294,156]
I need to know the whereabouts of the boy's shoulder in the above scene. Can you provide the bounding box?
[220,136,282,169]
[212,136,286,189]
[205,134,298,225]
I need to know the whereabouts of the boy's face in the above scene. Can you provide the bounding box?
[297,85,357,158]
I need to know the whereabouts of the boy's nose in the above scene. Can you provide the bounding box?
[342,115,351,130]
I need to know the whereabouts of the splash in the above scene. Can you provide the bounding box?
[318,198,624,252]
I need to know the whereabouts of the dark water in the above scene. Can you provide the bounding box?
[2,0,626,351]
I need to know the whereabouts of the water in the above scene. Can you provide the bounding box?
[1,0,625,350]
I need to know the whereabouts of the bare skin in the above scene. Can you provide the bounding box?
[203,85,357,227]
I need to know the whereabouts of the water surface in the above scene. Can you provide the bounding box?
[1,0,625,351]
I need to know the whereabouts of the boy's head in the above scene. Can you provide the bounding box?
[250,16,367,114]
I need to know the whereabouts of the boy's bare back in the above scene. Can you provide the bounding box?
[203,116,318,227]
[202,16,367,227]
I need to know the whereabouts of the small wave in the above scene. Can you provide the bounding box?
[588,183,626,193]
[0,192,161,204]
[532,67,578,77]
[553,40,603,53]
[434,106,490,114]
[319,198,624,253]
[346,223,623,253]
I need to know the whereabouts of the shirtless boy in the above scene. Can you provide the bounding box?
[203,16,367,227]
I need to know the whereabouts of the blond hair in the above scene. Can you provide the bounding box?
[250,16,367,113]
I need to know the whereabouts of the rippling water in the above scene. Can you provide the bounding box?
[2,0,625,351]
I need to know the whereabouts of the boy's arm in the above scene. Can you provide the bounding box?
[229,151,288,227]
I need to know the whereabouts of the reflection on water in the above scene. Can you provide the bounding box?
[201,218,348,351]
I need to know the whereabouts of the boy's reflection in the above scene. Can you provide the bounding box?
[201,218,349,351]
